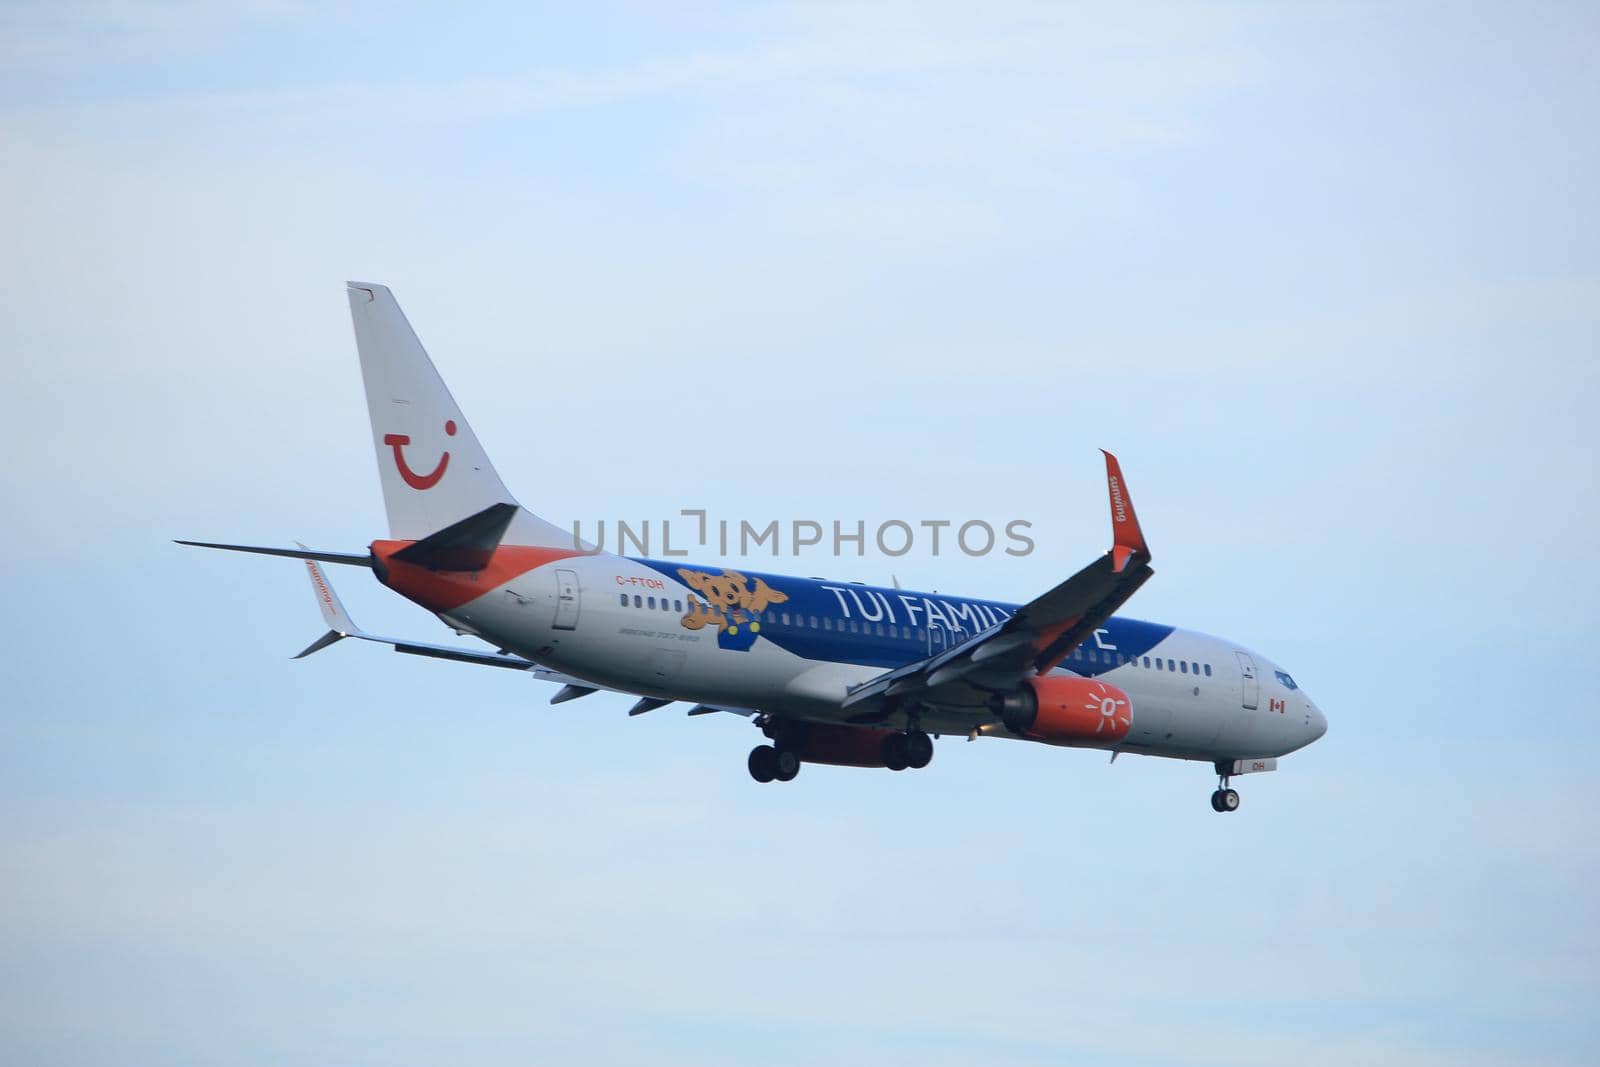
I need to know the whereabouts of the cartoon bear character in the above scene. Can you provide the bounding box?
[676,568,789,648]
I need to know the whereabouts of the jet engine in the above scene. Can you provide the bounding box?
[997,675,1134,743]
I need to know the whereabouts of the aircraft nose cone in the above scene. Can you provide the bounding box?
[1308,700,1328,741]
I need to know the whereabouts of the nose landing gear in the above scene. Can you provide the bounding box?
[1209,768,1241,813]
[1210,787,1240,812]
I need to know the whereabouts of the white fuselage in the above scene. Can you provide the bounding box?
[409,552,1326,763]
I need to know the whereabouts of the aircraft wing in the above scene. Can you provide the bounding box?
[293,556,754,718]
[842,451,1153,713]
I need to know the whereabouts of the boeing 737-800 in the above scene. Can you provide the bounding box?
[182,283,1327,812]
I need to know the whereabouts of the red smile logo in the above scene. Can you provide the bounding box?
[384,419,456,490]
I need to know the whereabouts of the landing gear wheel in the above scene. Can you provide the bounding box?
[774,748,801,782]
[748,744,778,783]
[1208,763,1244,813]
[904,731,934,769]
[881,733,909,771]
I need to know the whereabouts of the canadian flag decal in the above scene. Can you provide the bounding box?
[1269,697,1286,714]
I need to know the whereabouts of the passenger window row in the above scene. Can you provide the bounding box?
[1070,644,1212,676]
[619,593,684,613]
[1138,655,1211,677]
[618,593,934,642]
[617,592,1218,678]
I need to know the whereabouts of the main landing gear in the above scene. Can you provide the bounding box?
[747,744,800,784]
[746,722,936,783]
[880,730,934,772]
[749,719,803,784]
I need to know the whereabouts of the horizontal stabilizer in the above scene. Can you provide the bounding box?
[288,553,733,716]
[177,541,372,567]
[390,502,518,571]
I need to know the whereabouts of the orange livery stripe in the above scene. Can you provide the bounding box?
[372,540,584,613]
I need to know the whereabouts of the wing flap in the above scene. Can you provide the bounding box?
[390,641,537,670]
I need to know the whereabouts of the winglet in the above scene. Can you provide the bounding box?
[1101,450,1150,573]
[294,554,365,658]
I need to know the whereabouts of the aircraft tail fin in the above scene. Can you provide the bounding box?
[346,282,576,549]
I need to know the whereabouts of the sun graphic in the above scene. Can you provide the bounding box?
[1082,682,1131,735]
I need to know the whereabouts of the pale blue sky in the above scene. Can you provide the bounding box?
[2,3,1597,1065]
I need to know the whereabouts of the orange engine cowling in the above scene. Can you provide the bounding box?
[1000,675,1134,743]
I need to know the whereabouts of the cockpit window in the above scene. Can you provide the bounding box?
[1274,670,1298,691]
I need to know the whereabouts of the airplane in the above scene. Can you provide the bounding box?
[181,282,1327,812]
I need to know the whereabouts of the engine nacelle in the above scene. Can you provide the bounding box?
[999,675,1134,744]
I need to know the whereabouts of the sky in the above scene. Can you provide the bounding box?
[2,2,1598,1064]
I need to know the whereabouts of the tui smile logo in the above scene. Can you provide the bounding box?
[384,419,456,490]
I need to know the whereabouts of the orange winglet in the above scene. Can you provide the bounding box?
[1101,450,1149,572]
